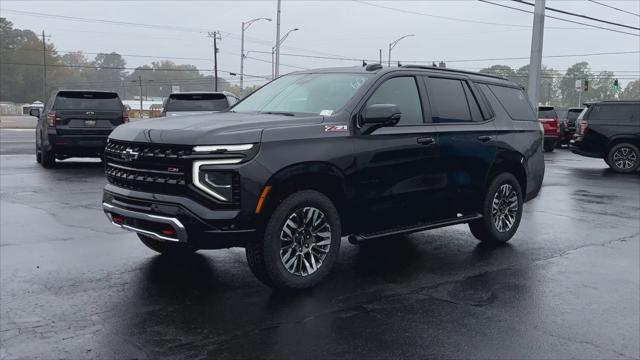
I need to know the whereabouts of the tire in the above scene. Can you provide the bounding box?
[40,146,55,168]
[137,234,196,255]
[607,143,639,173]
[245,190,342,290]
[35,144,42,163]
[544,143,555,153]
[469,173,523,244]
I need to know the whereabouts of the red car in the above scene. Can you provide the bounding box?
[538,106,559,152]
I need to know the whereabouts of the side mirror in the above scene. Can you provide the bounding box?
[362,104,401,126]
[29,108,41,117]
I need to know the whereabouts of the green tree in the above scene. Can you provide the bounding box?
[514,64,561,106]
[559,62,592,107]
[480,65,517,79]
[620,80,640,100]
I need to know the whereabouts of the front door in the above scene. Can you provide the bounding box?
[351,75,445,234]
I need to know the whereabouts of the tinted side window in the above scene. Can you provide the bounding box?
[462,82,483,121]
[488,85,536,121]
[366,76,423,125]
[590,104,639,124]
[427,78,471,123]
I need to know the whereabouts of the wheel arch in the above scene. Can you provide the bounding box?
[487,152,528,197]
[607,136,640,152]
[258,161,351,233]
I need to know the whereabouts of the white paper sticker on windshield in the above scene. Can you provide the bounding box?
[320,110,334,116]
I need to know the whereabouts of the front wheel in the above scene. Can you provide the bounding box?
[469,173,523,243]
[607,143,639,173]
[137,234,196,255]
[246,190,342,290]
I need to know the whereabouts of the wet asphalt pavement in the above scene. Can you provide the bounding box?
[1,129,639,359]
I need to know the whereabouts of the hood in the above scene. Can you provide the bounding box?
[109,111,323,145]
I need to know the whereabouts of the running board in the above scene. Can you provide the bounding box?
[348,213,483,244]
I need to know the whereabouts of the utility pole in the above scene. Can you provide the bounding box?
[138,75,143,119]
[527,0,546,108]
[271,28,299,79]
[41,31,50,100]
[274,0,282,78]
[208,32,221,91]
[379,49,382,64]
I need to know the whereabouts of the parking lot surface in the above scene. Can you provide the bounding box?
[1,130,639,359]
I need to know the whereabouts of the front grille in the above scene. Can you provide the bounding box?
[105,140,241,206]
[105,140,191,195]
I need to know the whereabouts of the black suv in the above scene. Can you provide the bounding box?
[102,65,544,289]
[34,90,127,167]
[570,100,640,173]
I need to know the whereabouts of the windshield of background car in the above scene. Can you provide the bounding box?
[232,73,372,116]
[538,108,557,118]
[165,93,229,112]
[54,92,122,110]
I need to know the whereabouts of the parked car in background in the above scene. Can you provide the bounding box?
[102,65,544,289]
[33,90,127,168]
[162,92,239,116]
[538,106,559,152]
[570,100,640,173]
[558,107,583,147]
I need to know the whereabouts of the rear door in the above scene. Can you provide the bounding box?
[424,76,497,217]
[53,92,124,136]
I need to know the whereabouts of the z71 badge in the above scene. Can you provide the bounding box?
[324,125,348,132]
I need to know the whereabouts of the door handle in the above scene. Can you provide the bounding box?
[417,137,436,146]
[477,135,493,143]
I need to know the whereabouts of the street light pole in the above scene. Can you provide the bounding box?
[241,17,271,97]
[387,34,414,67]
[271,28,299,79]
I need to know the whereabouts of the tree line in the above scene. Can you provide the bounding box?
[0,18,255,103]
[1,17,638,106]
[479,64,639,107]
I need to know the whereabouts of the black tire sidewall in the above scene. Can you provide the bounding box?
[607,143,640,173]
[476,173,523,243]
[260,190,341,290]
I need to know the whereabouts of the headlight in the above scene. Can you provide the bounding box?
[193,144,254,153]
[192,159,242,202]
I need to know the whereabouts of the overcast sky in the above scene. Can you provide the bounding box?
[2,0,639,86]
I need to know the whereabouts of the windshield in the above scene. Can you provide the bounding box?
[232,73,371,116]
[538,108,557,118]
[165,93,229,112]
[54,92,122,111]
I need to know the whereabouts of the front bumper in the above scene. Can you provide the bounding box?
[103,184,256,249]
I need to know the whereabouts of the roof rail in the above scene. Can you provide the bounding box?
[400,65,508,80]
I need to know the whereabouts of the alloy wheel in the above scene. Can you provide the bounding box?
[279,207,331,277]
[491,184,519,233]
[613,147,637,170]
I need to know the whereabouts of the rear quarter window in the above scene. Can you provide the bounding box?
[485,85,536,121]
[54,92,122,111]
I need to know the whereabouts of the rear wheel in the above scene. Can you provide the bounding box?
[245,190,341,290]
[544,143,555,152]
[137,234,196,255]
[607,143,639,173]
[469,173,523,243]
[40,146,55,168]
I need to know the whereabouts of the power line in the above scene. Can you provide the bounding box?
[587,0,640,18]
[511,0,640,30]
[353,0,563,29]
[478,0,640,36]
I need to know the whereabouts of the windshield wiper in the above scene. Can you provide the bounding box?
[260,111,296,117]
